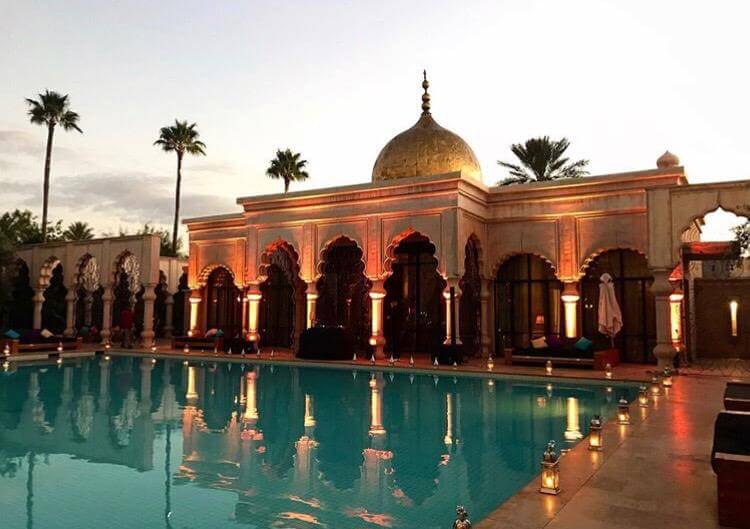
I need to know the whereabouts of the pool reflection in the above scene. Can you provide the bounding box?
[0,356,636,529]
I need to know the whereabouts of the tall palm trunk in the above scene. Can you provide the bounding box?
[42,124,55,241]
[284,177,290,193]
[172,151,183,255]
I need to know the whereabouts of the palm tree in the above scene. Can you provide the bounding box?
[266,148,309,193]
[497,136,588,186]
[25,90,82,241]
[154,120,206,254]
[62,221,94,241]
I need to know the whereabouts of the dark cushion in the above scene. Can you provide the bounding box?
[574,337,593,353]
[4,329,20,339]
[547,335,563,349]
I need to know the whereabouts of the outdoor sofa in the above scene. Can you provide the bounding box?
[504,336,620,370]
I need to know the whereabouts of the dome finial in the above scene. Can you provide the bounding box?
[421,70,431,115]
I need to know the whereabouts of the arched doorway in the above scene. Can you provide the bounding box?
[459,237,482,356]
[384,232,446,356]
[172,272,188,335]
[315,237,371,351]
[112,253,143,337]
[581,249,655,363]
[205,267,242,338]
[154,271,168,337]
[259,245,305,348]
[8,259,34,330]
[75,255,103,338]
[41,262,67,334]
[494,254,564,351]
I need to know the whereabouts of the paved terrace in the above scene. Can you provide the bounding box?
[6,342,742,529]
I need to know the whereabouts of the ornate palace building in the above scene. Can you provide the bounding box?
[183,75,750,368]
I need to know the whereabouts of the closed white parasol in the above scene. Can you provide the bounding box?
[598,273,623,347]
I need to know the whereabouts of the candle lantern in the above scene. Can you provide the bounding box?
[183,344,190,354]
[104,342,111,352]
[352,352,358,362]
[151,343,157,353]
[409,354,415,367]
[649,376,662,396]
[588,416,603,451]
[617,397,630,425]
[638,385,649,407]
[661,367,673,387]
[389,354,395,366]
[487,355,494,371]
[57,341,63,353]
[546,360,553,375]
[539,440,561,495]
[604,363,613,379]
[3,344,9,357]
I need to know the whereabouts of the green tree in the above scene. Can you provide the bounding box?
[0,210,63,245]
[62,221,95,241]
[136,223,184,258]
[733,221,750,257]
[497,136,589,186]
[154,120,206,255]
[25,90,82,240]
[266,148,309,193]
[0,229,16,329]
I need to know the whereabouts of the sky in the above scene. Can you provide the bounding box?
[1,0,749,241]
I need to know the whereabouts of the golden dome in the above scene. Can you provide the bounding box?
[656,150,680,168]
[372,73,482,183]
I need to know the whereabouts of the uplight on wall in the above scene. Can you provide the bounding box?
[669,292,684,345]
[561,293,580,338]
[730,300,739,338]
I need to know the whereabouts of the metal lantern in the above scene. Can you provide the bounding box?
[151,344,157,353]
[104,342,111,352]
[3,344,9,357]
[389,354,395,366]
[540,440,561,495]
[661,367,673,387]
[409,354,415,367]
[487,356,494,371]
[183,344,190,354]
[588,416,603,451]
[638,385,649,407]
[604,363,613,380]
[545,360,553,375]
[649,376,662,396]
[352,352,358,362]
[57,341,63,353]
[617,398,630,425]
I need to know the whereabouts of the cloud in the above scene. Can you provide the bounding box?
[0,170,236,227]
[0,129,79,161]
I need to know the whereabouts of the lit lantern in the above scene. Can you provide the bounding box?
[433,356,439,367]
[183,344,190,354]
[604,363,613,380]
[104,342,111,352]
[661,367,673,387]
[56,357,63,366]
[539,441,561,495]
[370,355,376,365]
[3,344,9,357]
[389,354,395,366]
[151,343,157,353]
[546,360,553,375]
[487,356,494,371]
[352,352,357,361]
[649,376,662,396]
[638,385,649,407]
[409,354,415,367]
[57,341,63,353]
[617,398,630,425]
[588,416,603,451]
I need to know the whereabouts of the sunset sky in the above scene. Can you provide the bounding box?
[1,0,749,239]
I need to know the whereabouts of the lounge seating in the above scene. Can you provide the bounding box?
[724,382,750,412]
[297,326,354,360]
[504,337,619,370]
[1,335,83,355]
[171,335,224,352]
[712,410,750,528]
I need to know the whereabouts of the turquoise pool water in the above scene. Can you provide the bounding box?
[0,356,637,529]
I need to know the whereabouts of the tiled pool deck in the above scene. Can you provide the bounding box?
[9,342,741,528]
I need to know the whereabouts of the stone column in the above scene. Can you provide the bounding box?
[368,279,386,359]
[141,283,157,345]
[561,281,581,339]
[33,288,44,330]
[480,278,492,357]
[305,281,318,329]
[246,286,262,344]
[443,281,462,345]
[101,285,113,343]
[64,290,77,337]
[241,292,249,335]
[651,269,676,369]
[188,289,202,335]
[164,293,174,338]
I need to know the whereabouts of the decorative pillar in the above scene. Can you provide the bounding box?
[188,289,202,336]
[141,283,157,344]
[64,290,77,337]
[246,286,262,344]
[443,281,462,345]
[164,293,174,338]
[669,288,684,348]
[368,280,386,359]
[561,281,581,339]
[33,288,44,330]
[480,278,492,357]
[241,292,249,335]
[305,281,318,329]
[651,269,676,369]
[101,285,113,342]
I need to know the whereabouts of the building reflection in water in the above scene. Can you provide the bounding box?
[0,357,634,529]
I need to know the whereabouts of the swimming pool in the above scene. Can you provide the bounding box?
[0,355,638,529]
